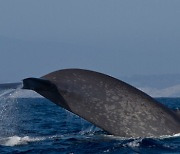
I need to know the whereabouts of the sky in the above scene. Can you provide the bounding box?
[0,0,180,82]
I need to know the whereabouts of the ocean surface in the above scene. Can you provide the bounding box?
[0,86,180,153]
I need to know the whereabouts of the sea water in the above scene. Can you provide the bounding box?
[0,88,180,153]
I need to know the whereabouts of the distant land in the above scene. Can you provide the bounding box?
[122,74,180,97]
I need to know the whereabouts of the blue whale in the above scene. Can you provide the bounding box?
[22,69,180,137]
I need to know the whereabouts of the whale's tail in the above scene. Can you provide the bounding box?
[22,69,180,137]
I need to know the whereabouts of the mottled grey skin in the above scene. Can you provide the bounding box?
[23,69,180,137]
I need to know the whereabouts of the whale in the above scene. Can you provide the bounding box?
[22,69,180,137]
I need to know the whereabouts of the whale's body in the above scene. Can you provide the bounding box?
[23,69,180,137]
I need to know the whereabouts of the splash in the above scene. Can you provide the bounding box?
[0,82,41,99]
[0,135,48,146]
[0,88,20,127]
[158,133,180,139]
[0,134,82,147]
[0,83,22,100]
[0,89,16,98]
[124,138,142,148]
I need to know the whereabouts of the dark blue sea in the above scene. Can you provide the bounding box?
[0,88,180,153]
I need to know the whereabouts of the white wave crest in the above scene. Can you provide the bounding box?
[158,133,180,139]
[125,139,142,147]
[0,135,60,147]
[0,136,45,146]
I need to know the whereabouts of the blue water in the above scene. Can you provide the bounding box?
[0,89,180,153]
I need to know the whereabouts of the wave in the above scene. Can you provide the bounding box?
[0,136,44,146]
[1,133,180,147]
[0,135,61,147]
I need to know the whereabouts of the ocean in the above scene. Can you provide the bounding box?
[0,87,180,153]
